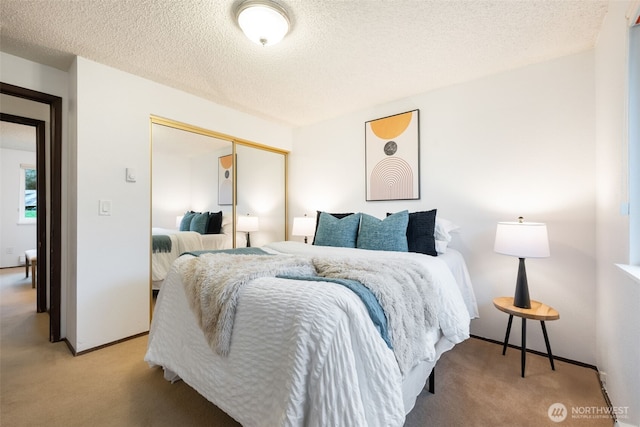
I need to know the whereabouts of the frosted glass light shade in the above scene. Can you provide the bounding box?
[237,1,290,46]
[292,216,316,237]
[237,215,259,232]
[494,221,550,258]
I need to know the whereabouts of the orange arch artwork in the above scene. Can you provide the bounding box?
[365,110,420,201]
[219,154,233,205]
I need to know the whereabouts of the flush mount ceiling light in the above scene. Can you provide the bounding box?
[236,0,290,46]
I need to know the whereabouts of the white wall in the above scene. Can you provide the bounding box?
[69,56,292,352]
[594,1,640,425]
[290,51,597,364]
[0,148,36,267]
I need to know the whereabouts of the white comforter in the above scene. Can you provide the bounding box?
[151,228,232,283]
[145,242,475,427]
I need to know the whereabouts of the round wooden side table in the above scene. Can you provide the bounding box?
[493,296,560,378]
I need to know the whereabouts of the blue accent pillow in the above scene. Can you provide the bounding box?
[358,211,409,252]
[179,211,196,231]
[387,209,437,256]
[313,212,361,248]
[312,211,353,245]
[190,212,210,234]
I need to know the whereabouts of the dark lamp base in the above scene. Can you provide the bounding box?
[513,258,531,309]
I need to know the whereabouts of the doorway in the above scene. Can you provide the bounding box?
[0,113,45,312]
[0,82,62,342]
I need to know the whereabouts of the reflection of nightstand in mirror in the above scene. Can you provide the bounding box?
[493,297,559,378]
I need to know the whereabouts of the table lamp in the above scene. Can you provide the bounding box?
[237,214,259,247]
[292,215,316,243]
[494,216,550,309]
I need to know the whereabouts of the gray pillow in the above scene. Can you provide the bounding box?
[357,211,409,252]
[313,212,361,248]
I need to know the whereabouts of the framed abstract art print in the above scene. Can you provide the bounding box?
[365,109,420,201]
[218,154,233,205]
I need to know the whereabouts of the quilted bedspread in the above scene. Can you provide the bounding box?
[145,242,472,427]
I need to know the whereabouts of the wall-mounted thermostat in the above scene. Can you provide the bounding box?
[126,168,136,183]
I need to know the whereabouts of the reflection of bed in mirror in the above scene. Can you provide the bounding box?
[151,212,234,290]
[150,117,289,294]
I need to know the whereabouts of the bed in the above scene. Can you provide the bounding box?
[145,238,478,426]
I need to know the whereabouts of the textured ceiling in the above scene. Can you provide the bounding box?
[0,0,609,127]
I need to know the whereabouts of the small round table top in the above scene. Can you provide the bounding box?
[493,297,559,321]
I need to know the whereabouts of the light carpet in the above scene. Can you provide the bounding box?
[0,267,612,426]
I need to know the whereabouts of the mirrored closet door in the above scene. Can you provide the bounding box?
[149,116,288,309]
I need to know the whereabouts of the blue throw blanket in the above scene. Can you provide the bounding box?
[152,235,172,253]
[277,274,392,350]
[183,247,271,257]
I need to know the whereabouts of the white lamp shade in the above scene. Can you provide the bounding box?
[292,216,316,237]
[237,1,290,46]
[494,221,550,258]
[237,215,259,232]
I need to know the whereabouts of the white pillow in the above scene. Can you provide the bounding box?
[221,214,233,235]
[435,217,460,242]
[435,239,449,254]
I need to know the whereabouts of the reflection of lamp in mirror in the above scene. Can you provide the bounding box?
[494,216,550,309]
[292,215,316,244]
[237,214,259,247]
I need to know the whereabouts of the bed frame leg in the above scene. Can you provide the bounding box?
[428,368,435,394]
